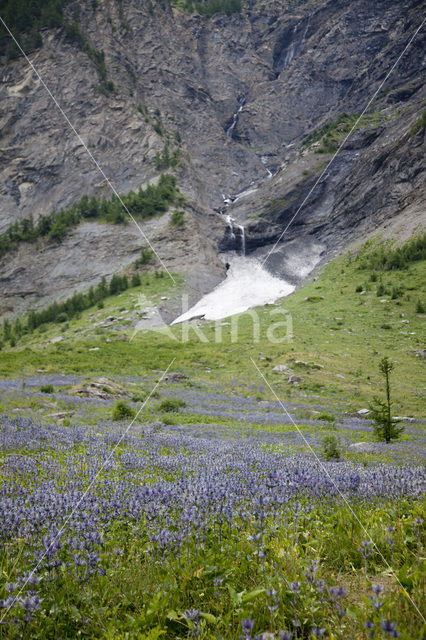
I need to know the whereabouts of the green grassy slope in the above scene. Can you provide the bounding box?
[1,236,425,416]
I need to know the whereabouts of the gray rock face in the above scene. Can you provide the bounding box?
[0,0,425,315]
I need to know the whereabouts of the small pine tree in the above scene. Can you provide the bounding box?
[131,273,141,287]
[109,274,121,295]
[3,318,11,340]
[322,435,340,460]
[369,357,404,443]
[416,299,425,313]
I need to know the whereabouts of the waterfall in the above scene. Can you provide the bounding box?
[225,215,236,242]
[275,17,310,77]
[238,225,246,256]
[261,155,274,178]
[222,215,246,254]
[226,96,246,138]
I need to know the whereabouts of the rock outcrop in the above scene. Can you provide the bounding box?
[0,0,424,315]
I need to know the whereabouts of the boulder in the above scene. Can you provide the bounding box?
[348,442,375,453]
[163,372,189,383]
[70,377,130,399]
[272,364,291,372]
[288,375,303,384]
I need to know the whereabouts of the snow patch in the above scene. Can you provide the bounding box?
[172,256,295,324]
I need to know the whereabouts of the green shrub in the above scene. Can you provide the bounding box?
[416,299,425,313]
[171,0,242,17]
[410,107,426,136]
[158,398,186,412]
[131,392,145,403]
[136,247,154,266]
[316,411,335,423]
[171,211,185,227]
[322,435,340,460]
[355,284,363,292]
[112,401,135,421]
[40,384,54,394]
[131,273,141,287]
[358,233,426,272]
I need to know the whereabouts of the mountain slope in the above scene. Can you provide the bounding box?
[0,0,425,316]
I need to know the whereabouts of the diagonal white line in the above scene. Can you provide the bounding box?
[0,16,176,283]
[262,16,426,267]
[0,357,176,624]
[249,356,425,623]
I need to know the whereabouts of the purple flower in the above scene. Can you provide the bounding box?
[290,581,301,593]
[381,620,399,637]
[329,586,346,599]
[372,584,384,596]
[241,618,255,639]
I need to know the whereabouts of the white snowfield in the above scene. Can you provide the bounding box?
[172,256,295,324]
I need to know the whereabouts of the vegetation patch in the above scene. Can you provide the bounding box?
[301,111,389,154]
[410,107,426,136]
[170,0,242,17]
[111,399,135,420]
[0,0,67,59]
[0,174,178,258]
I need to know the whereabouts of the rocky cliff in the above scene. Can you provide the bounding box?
[0,0,425,316]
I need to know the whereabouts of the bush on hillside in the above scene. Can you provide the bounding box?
[112,401,135,421]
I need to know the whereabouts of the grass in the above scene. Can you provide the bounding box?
[1,236,424,417]
[0,404,424,638]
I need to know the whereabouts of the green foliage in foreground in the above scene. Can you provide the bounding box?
[170,0,242,17]
[370,357,404,443]
[0,0,67,59]
[112,400,135,420]
[322,434,341,460]
[158,397,186,412]
[0,174,178,258]
[0,491,424,639]
[39,383,54,394]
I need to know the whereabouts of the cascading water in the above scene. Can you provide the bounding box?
[274,17,310,78]
[225,215,236,243]
[226,96,246,138]
[261,155,274,179]
[237,225,246,256]
[223,215,245,254]
[172,190,294,325]
[282,22,299,69]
